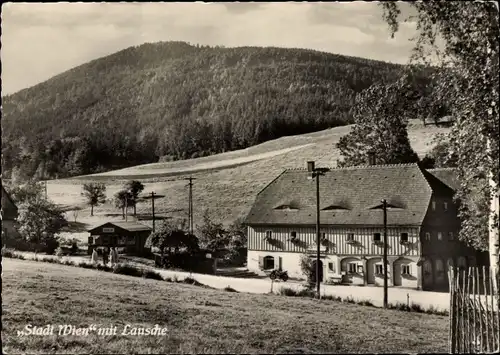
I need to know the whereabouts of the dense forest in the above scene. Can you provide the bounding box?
[2,41,424,180]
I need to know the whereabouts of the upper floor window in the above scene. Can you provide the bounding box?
[290,231,297,239]
[346,233,355,242]
[400,233,409,242]
[425,232,431,241]
[373,233,381,242]
[432,200,436,211]
[437,232,443,241]
[265,230,272,239]
[448,231,454,240]
[444,202,448,211]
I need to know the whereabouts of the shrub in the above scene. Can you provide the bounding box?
[55,247,65,257]
[322,295,343,302]
[357,300,375,307]
[223,286,238,293]
[164,277,173,282]
[14,253,26,260]
[388,302,410,311]
[78,262,96,269]
[278,287,299,296]
[63,259,74,266]
[142,269,163,280]
[296,289,316,298]
[183,277,204,286]
[410,302,424,313]
[113,263,143,277]
[96,264,112,272]
[42,257,57,263]
[299,254,315,289]
[343,296,356,304]
[2,247,14,258]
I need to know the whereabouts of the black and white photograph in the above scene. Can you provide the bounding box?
[1,1,499,353]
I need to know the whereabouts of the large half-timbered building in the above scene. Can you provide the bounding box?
[245,162,482,291]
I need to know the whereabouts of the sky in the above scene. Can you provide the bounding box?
[1,2,418,95]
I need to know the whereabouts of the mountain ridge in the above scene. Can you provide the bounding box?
[2,41,417,181]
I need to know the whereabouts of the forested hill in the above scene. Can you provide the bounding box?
[2,41,406,180]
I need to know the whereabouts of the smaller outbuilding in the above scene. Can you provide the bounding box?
[87,221,152,256]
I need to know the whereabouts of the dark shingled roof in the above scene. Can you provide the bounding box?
[427,168,460,191]
[245,163,457,227]
[88,221,152,233]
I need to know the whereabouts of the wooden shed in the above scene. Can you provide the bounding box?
[87,221,152,256]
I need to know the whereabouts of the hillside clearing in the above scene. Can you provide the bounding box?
[45,119,448,230]
[3,258,448,354]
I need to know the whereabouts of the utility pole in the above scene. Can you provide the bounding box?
[151,191,156,233]
[185,177,196,235]
[315,170,321,298]
[125,195,128,222]
[382,199,388,308]
[307,161,329,299]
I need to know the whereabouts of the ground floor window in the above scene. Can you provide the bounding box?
[88,237,93,245]
[328,262,335,273]
[375,264,383,275]
[402,265,411,275]
[348,263,357,274]
[263,256,275,270]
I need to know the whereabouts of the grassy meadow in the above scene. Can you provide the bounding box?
[46,119,449,236]
[2,258,449,354]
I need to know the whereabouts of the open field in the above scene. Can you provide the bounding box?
[8,251,454,312]
[47,119,449,229]
[2,258,449,354]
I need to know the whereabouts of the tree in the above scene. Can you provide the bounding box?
[9,181,45,205]
[337,76,420,167]
[17,197,67,254]
[114,189,133,219]
[145,220,199,255]
[227,217,247,249]
[124,180,144,216]
[196,209,231,254]
[81,183,107,216]
[420,134,459,169]
[380,1,499,311]
[225,217,248,265]
[299,254,315,290]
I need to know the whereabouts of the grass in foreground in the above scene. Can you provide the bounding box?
[2,258,448,354]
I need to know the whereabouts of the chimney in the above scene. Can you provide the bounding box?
[367,151,376,166]
[307,161,315,172]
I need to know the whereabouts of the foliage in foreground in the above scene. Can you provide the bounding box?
[380,1,499,253]
[5,182,67,254]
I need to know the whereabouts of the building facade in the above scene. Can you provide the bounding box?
[87,221,152,256]
[245,163,481,291]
